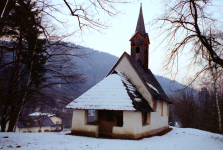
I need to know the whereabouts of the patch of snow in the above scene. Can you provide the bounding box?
[134,98,141,102]
[175,122,181,128]
[116,71,138,97]
[0,127,223,150]
[146,82,160,94]
[28,112,55,117]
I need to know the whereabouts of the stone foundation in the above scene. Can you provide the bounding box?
[70,126,170,140]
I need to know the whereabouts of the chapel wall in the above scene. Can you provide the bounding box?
[71,110,98,137]
[112,111,142,139]
[149,101,169,133]
[115,56,154,106]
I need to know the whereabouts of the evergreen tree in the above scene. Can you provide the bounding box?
[0,0,47,132]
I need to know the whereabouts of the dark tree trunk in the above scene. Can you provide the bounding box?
[1,112,7,132]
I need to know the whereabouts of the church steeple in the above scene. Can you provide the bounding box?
[135,4,146,36]
[130,4,150,72]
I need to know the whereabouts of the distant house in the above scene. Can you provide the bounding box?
[14,112,63,133]
[66,4,172,139]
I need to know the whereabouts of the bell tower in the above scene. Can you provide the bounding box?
[130,4,150,72]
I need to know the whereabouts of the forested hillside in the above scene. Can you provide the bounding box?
[71,45,187,98]
[72,46,119,98]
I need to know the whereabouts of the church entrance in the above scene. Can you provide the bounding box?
[86,110,123,137]
[98,110,115,137]
[97,110,123,137]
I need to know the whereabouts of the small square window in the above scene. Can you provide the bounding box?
[142,112,151,125]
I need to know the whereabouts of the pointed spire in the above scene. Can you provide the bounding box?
[135,3,146,35]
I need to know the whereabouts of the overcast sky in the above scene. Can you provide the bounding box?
[69,0,186,84]
[57,0,223,84]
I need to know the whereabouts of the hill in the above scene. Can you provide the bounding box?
[1,127,222,150]
[72,45,119,98]
[0,40,191,101]
[72,45,188,98]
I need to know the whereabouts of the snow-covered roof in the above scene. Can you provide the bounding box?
[28,112,55,117]
[66,72,135,110]
[66,71,153,111]
[107,52,170,103]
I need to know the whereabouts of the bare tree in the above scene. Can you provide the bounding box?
[211,65,222,133]
[198,29,223,133]
[62,0,124,31]
[170,87,199,128]
[170,83,222,133]
[23,0,128,39]
[154,0,223,76]
[0,0,128,132]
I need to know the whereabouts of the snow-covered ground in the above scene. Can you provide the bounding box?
[0,127,222,150]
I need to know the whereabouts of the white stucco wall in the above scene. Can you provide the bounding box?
[112,104,169,138]
[113,111,137,135]
[114,56,154,107]
[71,110,98,137]
[114,55,169,135]
[149,101,169,134]
[136,100,169,136]
[112,111,145,139]
[50,116,62,125]
[71,103,168,139]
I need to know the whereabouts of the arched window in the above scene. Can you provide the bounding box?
[136,46,140,53]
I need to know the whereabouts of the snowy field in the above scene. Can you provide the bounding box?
[0,127,223,150]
